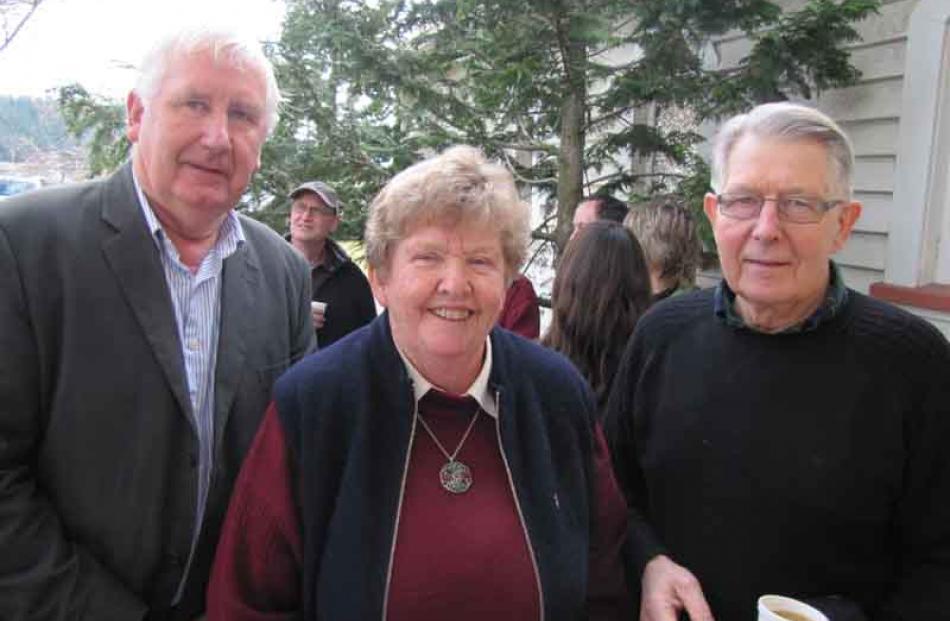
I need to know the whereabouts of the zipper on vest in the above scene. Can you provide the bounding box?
[494,389,545,621]
[381,397,418,621]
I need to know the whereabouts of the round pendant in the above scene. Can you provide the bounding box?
[439,460,473,494]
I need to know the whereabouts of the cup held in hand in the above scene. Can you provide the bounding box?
[757,595,829,621]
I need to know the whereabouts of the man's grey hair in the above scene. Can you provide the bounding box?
[711,102,855,199]
[134,27,281,135]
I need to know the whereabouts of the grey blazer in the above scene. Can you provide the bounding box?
[0,164,315,620]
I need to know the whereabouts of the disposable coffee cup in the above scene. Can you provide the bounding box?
[311,301,327,314]
[757,595,829,621]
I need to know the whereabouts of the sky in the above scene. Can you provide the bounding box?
[0,0,286,100]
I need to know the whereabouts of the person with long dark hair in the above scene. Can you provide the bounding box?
[543,221,652,411]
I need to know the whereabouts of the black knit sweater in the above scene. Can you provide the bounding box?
[605,288,950,621]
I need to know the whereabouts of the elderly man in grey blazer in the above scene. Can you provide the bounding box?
[0,28,314,621]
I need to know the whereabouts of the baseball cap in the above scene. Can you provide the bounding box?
[289,181,341,214]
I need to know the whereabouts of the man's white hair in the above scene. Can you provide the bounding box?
[711,102,855,199]
[134,26,281,135]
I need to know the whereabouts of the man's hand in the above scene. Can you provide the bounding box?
[640,555,714,621]
[310,301,326,330]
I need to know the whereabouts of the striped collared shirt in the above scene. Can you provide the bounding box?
[132,173,244,601]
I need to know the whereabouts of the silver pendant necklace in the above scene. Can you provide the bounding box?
[415,401,482,494]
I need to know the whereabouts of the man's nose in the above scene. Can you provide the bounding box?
[751,199,782,240]
[201,109,231,151]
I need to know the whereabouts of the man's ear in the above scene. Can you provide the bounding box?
[368,265,388,308]
[126,91,145,143]
[703,192,719,227]
[831,201,863,253]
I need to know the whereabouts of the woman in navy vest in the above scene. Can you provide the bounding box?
[207,145,632,620]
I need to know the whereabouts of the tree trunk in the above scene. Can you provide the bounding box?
[554,16,587,254]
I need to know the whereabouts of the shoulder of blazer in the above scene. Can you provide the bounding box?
[236,212,310,273]
[0,166,137,257]
[1,167,127,223]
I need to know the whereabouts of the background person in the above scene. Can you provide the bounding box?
[625,195,703,302]
[543,221,652,412]
[572,193,629,238]
[0,28,314,620]
[606,102,950,621]
[207,145,631,620]
[287,180,376,347]
[497,273,541,339]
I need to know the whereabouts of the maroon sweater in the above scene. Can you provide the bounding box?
[386,390,539,619]
[497,275,541,340]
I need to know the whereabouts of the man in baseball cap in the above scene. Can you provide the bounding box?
[288,180,376,347]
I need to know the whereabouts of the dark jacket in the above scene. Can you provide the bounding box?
[0,164,315,621]
[209,314,629,620]
[305,236,376,347]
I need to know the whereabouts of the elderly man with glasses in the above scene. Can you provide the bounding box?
[606,102,950,621]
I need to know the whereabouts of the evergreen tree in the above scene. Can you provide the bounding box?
[57,0,879,248]
[56,84,127,176]
[264,0,878,249]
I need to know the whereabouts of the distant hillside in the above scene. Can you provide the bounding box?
[0,95,76,162]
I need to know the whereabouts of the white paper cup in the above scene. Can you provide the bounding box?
[757,595,829,621]
[311,301,327,314]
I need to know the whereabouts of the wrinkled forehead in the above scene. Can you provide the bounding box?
[158,46,266,93]
[723,134,836,194]
[398,212,503,247]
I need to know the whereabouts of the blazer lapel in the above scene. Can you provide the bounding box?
[213,234,257,435]
[99,164,194,424]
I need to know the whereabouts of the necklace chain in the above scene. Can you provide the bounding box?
[415,400,481,463]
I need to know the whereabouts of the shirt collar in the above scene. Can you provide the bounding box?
[396,337,498,418]
[714,261,848,333]
[132,169,246,258]
[321,237,347,271]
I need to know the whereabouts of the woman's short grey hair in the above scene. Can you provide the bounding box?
[365,145,530,282]
[625,196,702,288]
[711,102,855,199]
[134,27,281,135]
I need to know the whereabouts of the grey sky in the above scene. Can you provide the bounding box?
[0,0,285,99]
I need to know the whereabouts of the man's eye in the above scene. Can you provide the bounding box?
[726,196,759,209]
[785,197,817,210]
[185,100,208,112]
[230,107,258,123]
